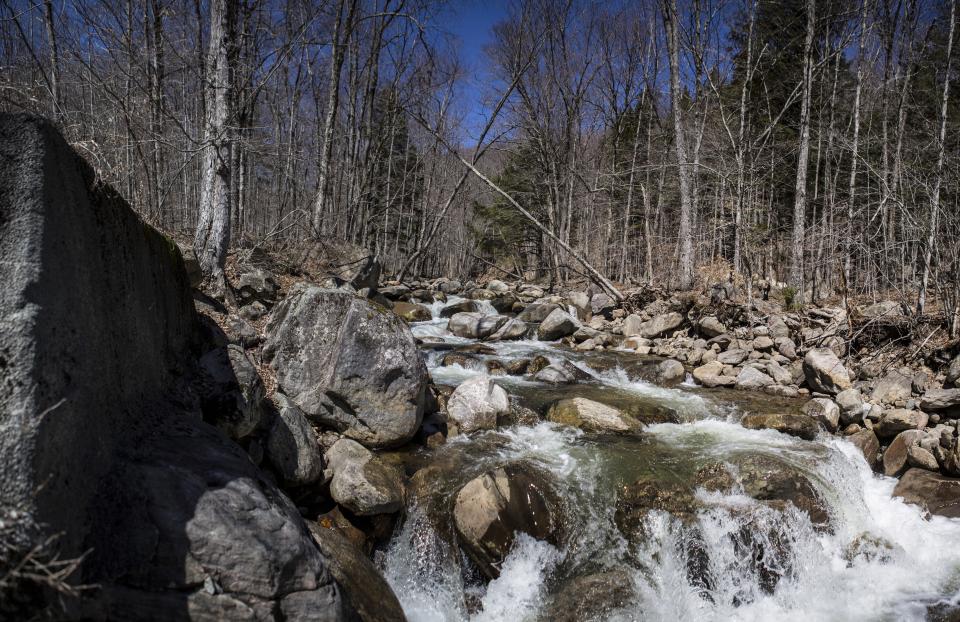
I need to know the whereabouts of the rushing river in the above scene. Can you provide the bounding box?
[381,297,960,622]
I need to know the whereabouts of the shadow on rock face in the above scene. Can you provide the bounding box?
[0,114,354,620]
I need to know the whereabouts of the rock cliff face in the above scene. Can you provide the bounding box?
[0,114,352,620]
[0,114,196,564]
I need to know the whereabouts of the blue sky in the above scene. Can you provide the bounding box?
[440,0,511,139]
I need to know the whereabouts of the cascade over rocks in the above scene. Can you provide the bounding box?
[740,413,820,441]
[264,285,427,448]
[453,463,565,579]
[0,114,355,618]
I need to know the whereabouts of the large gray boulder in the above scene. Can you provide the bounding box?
[264,285,427,448]
[537,308,579,340]
[517,303,561,322]
[801,398,841,432]
[447,312,508,339]
[439,299,477,318]
[893,469,960,518]
[697,316,726,338]
[947,354,960,387]
[95,422,350,620]
[237,268,279,305]
[871,369,913,404]
[266,394,325,487]
[0,115,352,618]
[920,388,960,412]
[197,344,266,440]
[873,409,928,440]
[639,312,684,339]
[446,376,510,432]
[307,525,406,622]
[489,317,528,341]
[534,360,593,384]
[621,314,644,337]
[391,301,431,322]
[882,430,921,476]
[847,429,880,469]
[835,389,865,425]
[802,348,852,394]
[859,300,902,319]
[546,397,641,433]
[692,361,736,387]
[590,293,615,315]
[735,366,775,390]
[565,292,591,320]
[325,439,404,516]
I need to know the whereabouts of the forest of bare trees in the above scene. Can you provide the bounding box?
[2,0,959,319]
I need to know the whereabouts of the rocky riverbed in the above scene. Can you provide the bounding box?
[6,113,960,621]
[350,284,960,621]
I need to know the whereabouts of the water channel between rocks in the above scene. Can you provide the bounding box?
[380,297,960,622]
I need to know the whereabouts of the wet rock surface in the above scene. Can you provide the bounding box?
[453,463,566,578]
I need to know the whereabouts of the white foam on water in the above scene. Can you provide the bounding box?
[390,316,960,622]
[472,534,561,622]
[382,505,468,622]
[428,362,489,386]
[632,420,960,621]
[491,421,584,479]
[576,363,712,419]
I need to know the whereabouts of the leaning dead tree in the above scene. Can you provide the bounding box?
[410,108,623,301]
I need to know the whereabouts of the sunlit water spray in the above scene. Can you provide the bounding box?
[388,305,960,621]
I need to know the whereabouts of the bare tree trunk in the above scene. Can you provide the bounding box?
[733,0,757,274]
[311,0,358,235]
[664,0,694,290]
[42,0,60,122]
[789,0,815,292]
[149,0,165,224]
[620,96,644,281]
[918,0,955,315]
[194,0,237,280]
[844,0,867,287]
